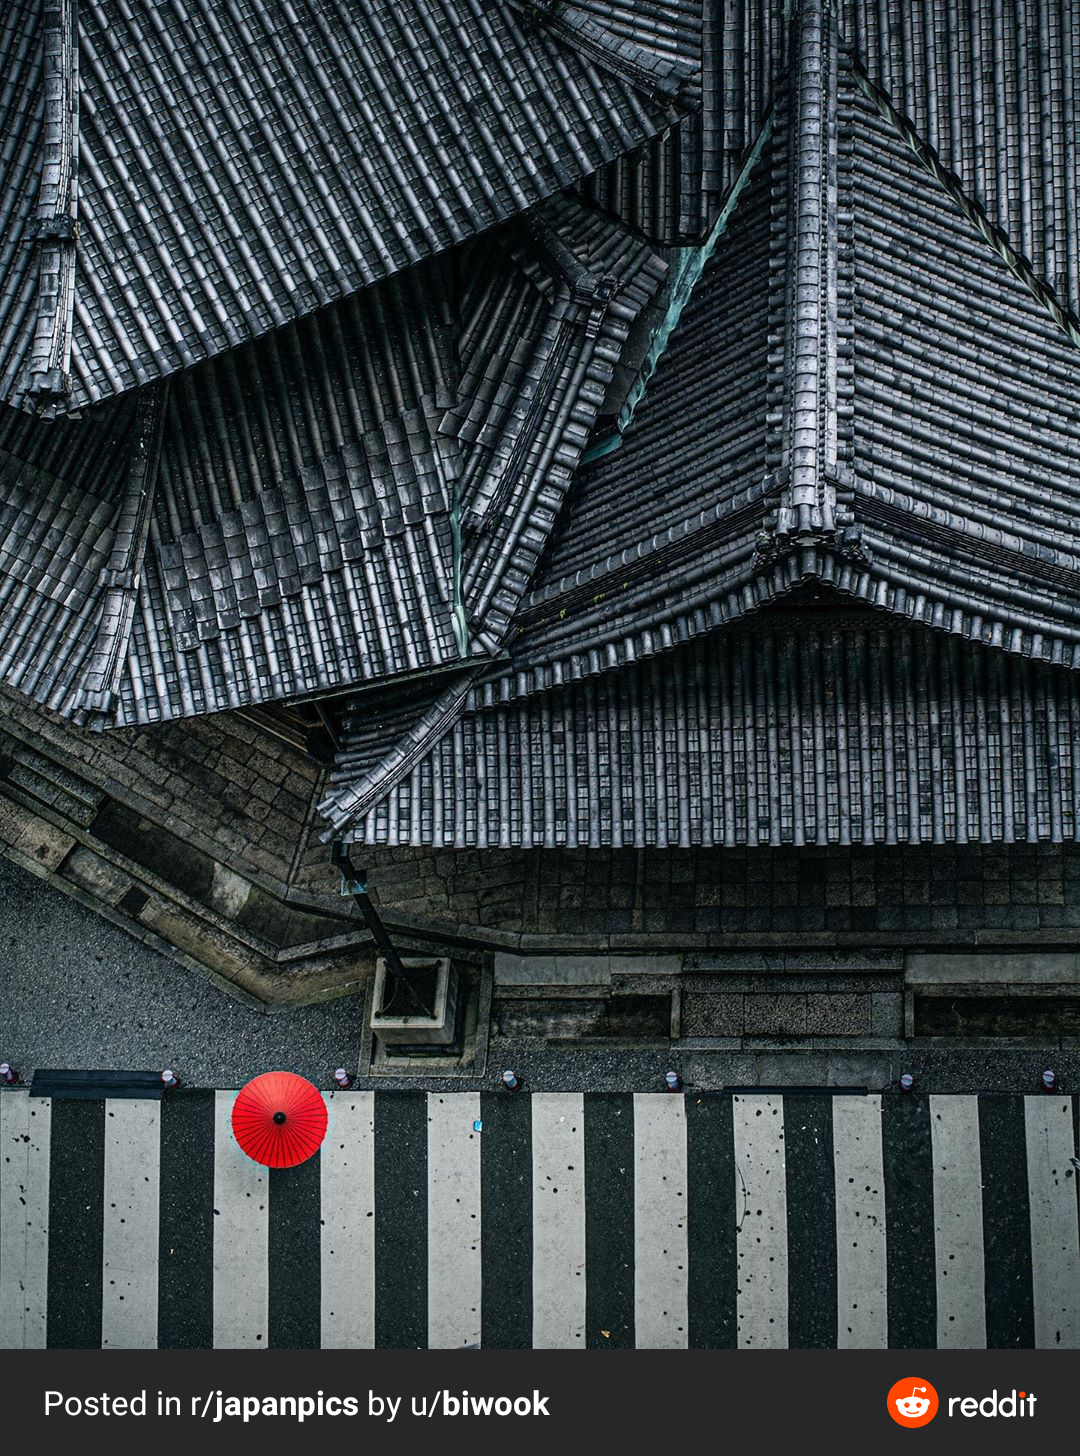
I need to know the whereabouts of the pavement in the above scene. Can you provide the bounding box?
[4,855,1080,1093]
[0,857,367,1087]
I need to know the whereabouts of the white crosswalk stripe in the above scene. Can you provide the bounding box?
[3,1089,1077,1349]
[1025,1096,1080,1349]
[0,1093,50,1349]
[102,1099,160,1349]
[319,1091,374,1350]
[212,1090,268,1349]
[930,1094,985,1349]
[633,1094,688,1348]
[734,1093,788,1349]
[531,1092,586,1348]
[427,1091,481,1349]
[833,1093,888,1348]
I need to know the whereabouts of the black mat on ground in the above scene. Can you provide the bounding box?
[29,1069,165,1100]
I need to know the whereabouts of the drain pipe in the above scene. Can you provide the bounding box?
[330,840,436,1017]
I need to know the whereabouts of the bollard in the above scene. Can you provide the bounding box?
[0,1062,18,1085]
[1041,1069,1057,1093]
[664,1070,682,1092]
[333,1068,353,1090]
[501,1069,523,1092]
[899,1072,915,1092]
[161,1069,180,1089]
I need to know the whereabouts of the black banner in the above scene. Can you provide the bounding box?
[5,1350,1075,1452]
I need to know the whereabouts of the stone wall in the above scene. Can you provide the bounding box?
[0,688,326,894]
[365,842,1080,946]
[5,688,1080,1014]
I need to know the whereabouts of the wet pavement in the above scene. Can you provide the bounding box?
[0,857,366,1087]
[3,855,1079,1093]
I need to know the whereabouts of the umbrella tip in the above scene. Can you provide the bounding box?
[273,1111,286,1124]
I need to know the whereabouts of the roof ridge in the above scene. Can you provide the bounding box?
[75,384,168,720]
[26,0,78,414]
[767,0,839,541]
[506,0,698,105]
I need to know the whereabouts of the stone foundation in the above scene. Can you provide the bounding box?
[3,692,1080,1049]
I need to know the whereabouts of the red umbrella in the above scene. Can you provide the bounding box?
[231,1071,328,1168]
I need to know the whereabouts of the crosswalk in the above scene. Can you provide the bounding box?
[1,1090,1077,1349]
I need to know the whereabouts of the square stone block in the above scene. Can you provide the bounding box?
[805,992,870,1037]
[370,956,459,1045]
[870,991,904,1038]
[682,992,745,1037]
[742,993,807,1036]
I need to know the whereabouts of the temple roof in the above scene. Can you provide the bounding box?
[511,0,1080,690]
[323,0,1080,842]
[0,192,665,722]
[325,598,1080,847]
[3,1,1080,849]
[0,0,691,415]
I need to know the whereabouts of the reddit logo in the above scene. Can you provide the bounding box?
[887,1378,939,1427]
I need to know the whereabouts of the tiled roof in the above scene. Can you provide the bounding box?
[0,390,147,714]
[850,74,1080,662]
[582,0,1080,280]
[569,1,705,69]
[0,0,689,414]
[583,0,783,243]
[839,0,1080,321]
[503,0,1080,695]
[0,194,666,724]
[513,84,777,678]
[325,0,1080,845]
[5,0,1080,858]
[334,606,1080,847]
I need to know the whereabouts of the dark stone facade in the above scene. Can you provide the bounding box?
[365,842,1080,946]
[3,685,1079,1074]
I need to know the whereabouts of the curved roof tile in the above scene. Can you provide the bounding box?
[0,0,689,413]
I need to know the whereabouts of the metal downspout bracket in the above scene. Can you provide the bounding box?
[330,839,436,1017]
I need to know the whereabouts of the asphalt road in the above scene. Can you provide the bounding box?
[0,856,367,1087]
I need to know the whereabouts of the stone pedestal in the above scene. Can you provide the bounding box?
[369,956,460,1046]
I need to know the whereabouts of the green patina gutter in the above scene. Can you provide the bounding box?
[581,106,776,466]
